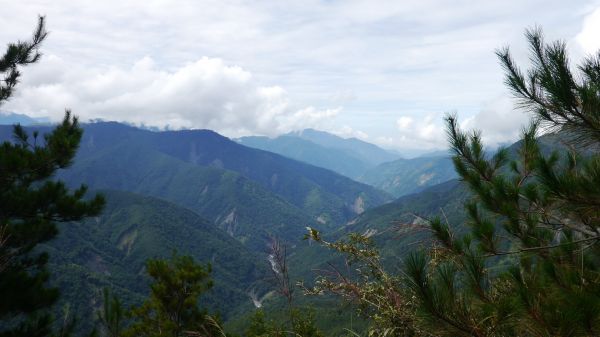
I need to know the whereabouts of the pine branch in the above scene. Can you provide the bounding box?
[485,235,600,257]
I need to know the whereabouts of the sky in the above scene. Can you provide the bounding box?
[1,0,599,152]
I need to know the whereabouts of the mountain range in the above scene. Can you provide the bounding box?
[0,121,396,331]
[237,128,401,180]
[238,129,458,198]
[1,119,567,334]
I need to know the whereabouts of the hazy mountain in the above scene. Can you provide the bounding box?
[237,135,371,179]
[358,155,457,197]
[356,132,568,199]
[149,127,391,224]
[0,122,391,249]
[0,111,49,125]
[287,128,400,165]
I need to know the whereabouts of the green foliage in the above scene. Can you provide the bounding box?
[303,28,600,337]
[0,16,47,103]
[244,309,324,337]
[245,310,279,337]
[0,19,104,337]
[44,189,268,333]
[303,230,420,337]
[405,28,600,336]
[97,289,124,337]
[123,254,223,337]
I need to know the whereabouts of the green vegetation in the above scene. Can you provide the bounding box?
[46,189,269,332]
[52,134,318,250]
[152,129,392,223]
[122,254,223,337]
[304,28,600,336]
[3,16,599,337]
[406,28,600,336]
[0,17,105,337]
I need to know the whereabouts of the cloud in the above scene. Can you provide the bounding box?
[4,55,338,137]
[394,114,446,149]
[0,0,594,150]
[380,95,531,153]
[576,7,600,54]
[461,97,530,147]
[329,125,369,140]
[396,116,413,129]
[328,90,357,104]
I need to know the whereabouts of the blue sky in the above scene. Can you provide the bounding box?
[1,0,599,152]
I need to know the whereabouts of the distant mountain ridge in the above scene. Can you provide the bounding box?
[0,111,50,125]
[237,135,371,179]
[238,128,401,179]
[0,122,391,249]
[286,128,400,165]
[0,121,394,332]
[358,155,457,197]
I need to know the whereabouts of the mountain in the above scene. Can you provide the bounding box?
[289,179,469,277]
[287,128,400,166]
[237,129,401,179]
[1,122,390,249]
[149,127,391,224]
[46,189,270,331]
[358,155,457,197]
[302,132,574,267]
[237,135,371,179]
[0,111,49,125]
[54,127,318,251]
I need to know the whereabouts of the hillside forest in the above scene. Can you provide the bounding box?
[2,15,600,337]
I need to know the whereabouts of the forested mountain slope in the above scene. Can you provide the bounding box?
[45,190,270,331]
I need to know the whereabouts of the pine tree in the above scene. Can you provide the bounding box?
[122,254,223,337]
[96,289,124,337]
[404,28,600,336]
[0,17,47,103]
[0,17,105,337]
[306,28,600,337]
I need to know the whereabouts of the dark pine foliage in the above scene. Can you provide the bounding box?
[404,28,600,337]
[122,254,223,337]
[304,28,600,337]
[0,18,104,337]
[0,17,47,102]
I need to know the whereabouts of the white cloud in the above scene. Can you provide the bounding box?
[394,114,446,149]
[329,125,369,140]
[4,55,337,137]
[461,97,530,147]
[328,90,357,104]
[376,96,530,152]
[0,0,595,150]
[396,116,413,129]
[576,7,600,54]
